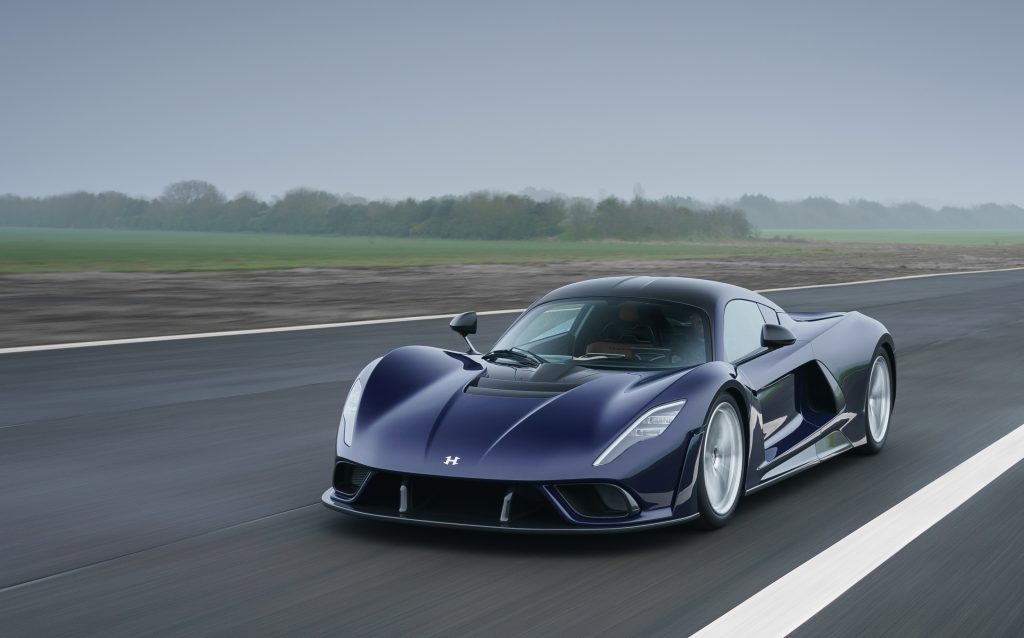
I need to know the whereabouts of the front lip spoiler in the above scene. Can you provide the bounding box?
[321,488,697,534]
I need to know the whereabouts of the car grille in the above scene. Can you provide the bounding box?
[351,471,566,528]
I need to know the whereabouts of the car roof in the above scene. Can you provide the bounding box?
[529,276,780,316]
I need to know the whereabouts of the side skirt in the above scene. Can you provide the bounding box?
[747,418,857,494]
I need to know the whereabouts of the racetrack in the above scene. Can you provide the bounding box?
[2,270,1023,636]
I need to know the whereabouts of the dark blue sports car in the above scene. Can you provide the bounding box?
[322,276,895,532]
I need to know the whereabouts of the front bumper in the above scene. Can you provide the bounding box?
[320,462,695,533]
[322,490,694,533]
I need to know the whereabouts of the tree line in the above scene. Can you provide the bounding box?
[4,182,1017,238]
[732,194,1024,230]
[0,181,752,241]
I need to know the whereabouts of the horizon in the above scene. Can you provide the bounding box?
[2,183,1022,210]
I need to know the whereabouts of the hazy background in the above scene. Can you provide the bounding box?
[2,0,1022,205]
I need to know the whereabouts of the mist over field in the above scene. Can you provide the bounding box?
[1,0,1022,324]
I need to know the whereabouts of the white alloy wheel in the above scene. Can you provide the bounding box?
[701,401,745,517]
[867,355,892,444]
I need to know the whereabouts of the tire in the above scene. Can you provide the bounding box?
[694,394,746,528]
[859,348,894,454]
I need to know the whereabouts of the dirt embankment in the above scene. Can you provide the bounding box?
[2,243,1022,347]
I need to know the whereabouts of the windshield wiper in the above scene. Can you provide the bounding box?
[483,347,547,367]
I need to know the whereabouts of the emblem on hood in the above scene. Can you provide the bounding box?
[443,455,460,466]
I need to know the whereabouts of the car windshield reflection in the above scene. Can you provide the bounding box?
[490,298,711,370]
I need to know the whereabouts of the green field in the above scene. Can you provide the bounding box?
[0,227,840,273]
[761,228,1024,245]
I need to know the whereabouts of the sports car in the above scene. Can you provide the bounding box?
[321,276,895,532]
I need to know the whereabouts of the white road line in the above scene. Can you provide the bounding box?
[753,264,1024,292]
[1,265,1021,355]
[0,309,527,355]
[690,422,1024,638]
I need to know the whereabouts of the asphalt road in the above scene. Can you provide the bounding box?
[2,270,1023,637]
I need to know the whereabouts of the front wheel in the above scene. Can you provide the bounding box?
[861,351,893,454]
[695,395,746,528]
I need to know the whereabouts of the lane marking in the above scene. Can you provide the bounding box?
[690,422,1024,638]
[0,309,527,355]
[1,265,1021,355]
[757,265,1024,293]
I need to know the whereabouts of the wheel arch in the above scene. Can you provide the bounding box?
[671,378,751,519]
[719,383,751,460]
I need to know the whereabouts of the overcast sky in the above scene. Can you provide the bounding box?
[1,0,1021,204]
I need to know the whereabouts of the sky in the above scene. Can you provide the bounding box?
[1,0,1021,205]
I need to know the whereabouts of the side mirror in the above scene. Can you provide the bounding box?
[761,323,796,349]
[450,312,480,354]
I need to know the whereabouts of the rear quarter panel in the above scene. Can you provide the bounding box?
[805,311,894,444]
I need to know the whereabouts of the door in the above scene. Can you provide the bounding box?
[723,300,815,473]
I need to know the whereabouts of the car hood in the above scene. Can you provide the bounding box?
[340,345,701,481]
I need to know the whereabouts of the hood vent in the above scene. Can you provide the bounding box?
[466,362,605,398]
[466,377,580,398]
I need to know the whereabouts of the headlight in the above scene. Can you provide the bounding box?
[593,399,686,466]
[341,378,363,447]
[340,358,381,448]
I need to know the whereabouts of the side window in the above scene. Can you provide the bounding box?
[723,300,766,362]
[758,304,780,325]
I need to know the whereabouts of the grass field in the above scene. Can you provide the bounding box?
[760,228,1024,245]
[0,227,841,273]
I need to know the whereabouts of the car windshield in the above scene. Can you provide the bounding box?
[489,298,711,370]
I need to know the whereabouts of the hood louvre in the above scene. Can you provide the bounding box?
[466,376,579,398]
[465,362,604,398]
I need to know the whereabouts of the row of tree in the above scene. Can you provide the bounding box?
[732,194,1024,229]
[0,181,753,241]
[6,182,1017,238]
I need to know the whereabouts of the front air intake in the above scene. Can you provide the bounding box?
[555,483,641,519]
[353,472,566,528]
[332,461,370,495]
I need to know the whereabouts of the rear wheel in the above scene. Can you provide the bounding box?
[695,395,745,528]
[861,351,893,454]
